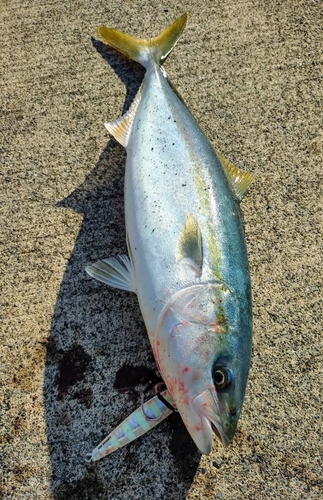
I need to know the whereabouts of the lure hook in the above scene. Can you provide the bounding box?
[141,380,177,419]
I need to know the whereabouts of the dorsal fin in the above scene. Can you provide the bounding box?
[216,150,254,201]
[176,213,203,277]
[105,84,143,147]
[86,254,136,293]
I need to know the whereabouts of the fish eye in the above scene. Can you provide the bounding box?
[213,367,233,390]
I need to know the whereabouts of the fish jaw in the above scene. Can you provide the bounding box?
[158,367,238,454]
[192,388,236,450]
[172,388,232,455]
[162,378,238,454]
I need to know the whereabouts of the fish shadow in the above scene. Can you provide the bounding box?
[43,40,200,500]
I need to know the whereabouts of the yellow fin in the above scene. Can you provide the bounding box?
[105,84,143,147]
[98,13,187,69]
[176,213,203,276]
[216,151,254,200]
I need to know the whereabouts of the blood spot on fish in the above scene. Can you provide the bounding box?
[179,380,185,391]
[183,366,189,373]
[212,323,220,334]
[156,341,161,346]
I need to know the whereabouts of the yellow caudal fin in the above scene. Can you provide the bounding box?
[98,13,187,69]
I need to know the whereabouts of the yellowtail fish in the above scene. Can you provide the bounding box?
[86,13,254,454]
[86,390,175,462]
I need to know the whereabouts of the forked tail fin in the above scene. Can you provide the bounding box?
[98,13,187,69]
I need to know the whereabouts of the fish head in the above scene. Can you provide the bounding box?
[155,282,252,454]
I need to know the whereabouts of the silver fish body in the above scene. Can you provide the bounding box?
[87,13,254,454]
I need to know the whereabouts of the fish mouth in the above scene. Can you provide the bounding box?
[210,419,231,447]
[192,388,232,453]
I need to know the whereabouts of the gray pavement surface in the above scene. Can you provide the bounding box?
[1,1,322,499]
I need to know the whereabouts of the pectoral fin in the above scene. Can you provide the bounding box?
[86,254,136,292]
[176,213,203,277]
[216,151,254,200]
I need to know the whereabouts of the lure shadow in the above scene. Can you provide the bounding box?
[43,40,200,500]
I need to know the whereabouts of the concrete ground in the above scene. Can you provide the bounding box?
[1,1,322,499]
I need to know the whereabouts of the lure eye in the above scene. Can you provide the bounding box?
[213,367,232,390]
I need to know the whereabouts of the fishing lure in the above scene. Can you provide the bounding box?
[86,390,175,462]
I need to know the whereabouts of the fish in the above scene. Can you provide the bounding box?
[86,13,254,455]
[86,390,176,462]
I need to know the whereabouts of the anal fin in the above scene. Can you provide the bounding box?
[86,254,136,293]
